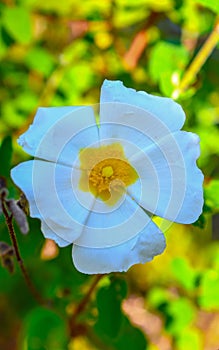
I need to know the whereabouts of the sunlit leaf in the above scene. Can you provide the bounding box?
[195,0,219,14]
[149,41,189,96]
[176,328,202,350]
[171,258,197,291]
[165,299,196,335]
[2,7,32,44]
[146,287,170,308]
[25,47,55,77]
[205,180,219,209]
[199,270,219,309]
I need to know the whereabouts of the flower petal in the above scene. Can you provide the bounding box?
[41,221,70,247]
[72,217,166,274]
[100,80,185,133]
[11,160,95,244]
[18,106,99,166]
[74,193,152,248]
[128,131,204,224]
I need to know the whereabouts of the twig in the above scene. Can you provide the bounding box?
[123,30,148,70]
[1,196,47,306]
[172,17,219,99]
[69,274,104,330]
[123,12,161,70]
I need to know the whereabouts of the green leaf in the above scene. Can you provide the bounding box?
[146,287,170,308]
[205,180,219,209]
[25,47,55,77]
[20,307,68,350]
[94,277,147,349]
[149,41,189,96]
[195,0,219,14]
[199,270,219,309]
[165,299,196,335]
[171,258,197,291]
[192,202,212,229]
[176,328,202,350]
[114,8,148,27]
[0,135,13,178]
[0,25,8,59]
[114,316,147,350]
[95,277,127,339]
[2,7,32,44]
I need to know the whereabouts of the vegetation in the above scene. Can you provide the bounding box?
[1,0,219,349]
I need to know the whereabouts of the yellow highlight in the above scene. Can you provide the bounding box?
[79,143,138,205]
[102,166,114,178]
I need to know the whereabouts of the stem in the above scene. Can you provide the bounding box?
[172,17,219,99]
[124,30,148,70]
[69,274,104,329]
[123,12,160,70]
[1,197,47,306]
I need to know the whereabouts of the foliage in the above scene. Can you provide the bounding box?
[1,0,219,349]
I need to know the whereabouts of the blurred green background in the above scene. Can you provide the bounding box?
[1,0,219,349]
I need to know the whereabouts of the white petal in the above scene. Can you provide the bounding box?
[74,193,151,248]
[129,131,204,224]
[11,160,95,244]
[41,221,70,247]
[18,106,99,166]
[72,217,166,274]
[100,80,185,133]
[99,103,176,149]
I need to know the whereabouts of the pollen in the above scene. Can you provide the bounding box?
[79,143,138,205]
[102,166,114,178]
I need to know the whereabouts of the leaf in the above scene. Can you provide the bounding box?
[0,135,13,178]
[198,270,219,309]
[25,47,55,77]
[192,202,211,229]
[20,307,68,350]
[146,287,170,308]
[94,277,147,349]
[176,328,202,350]
[0,25,8,59]
[114,316,147,350]
[165,298,196,335]
[205,180,219,209]
[95,277,127,339]
[171,258,197,291]
[149,41,189,96]
[195,0,219,14]
[2,7,32,44]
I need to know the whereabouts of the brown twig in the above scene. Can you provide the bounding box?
[123,12,161,70]
[124,30,148,70]
[1,195,47,306]
[69,274,104,331]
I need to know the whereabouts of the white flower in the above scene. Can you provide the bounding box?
[11,80,204,274]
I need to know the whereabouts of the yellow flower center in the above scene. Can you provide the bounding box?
[102,166,114,178]
[79,143,138,205]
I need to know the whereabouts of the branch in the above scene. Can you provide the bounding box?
[123,30,148,70]
[123,12,161,70]
[172,17,219,99]
[1,195,48,306]
[69,274,104,333]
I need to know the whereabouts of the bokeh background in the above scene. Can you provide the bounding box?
[1,0,219,349]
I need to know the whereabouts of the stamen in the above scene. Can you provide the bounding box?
[102,166,114,178]
[79,143,138,205]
